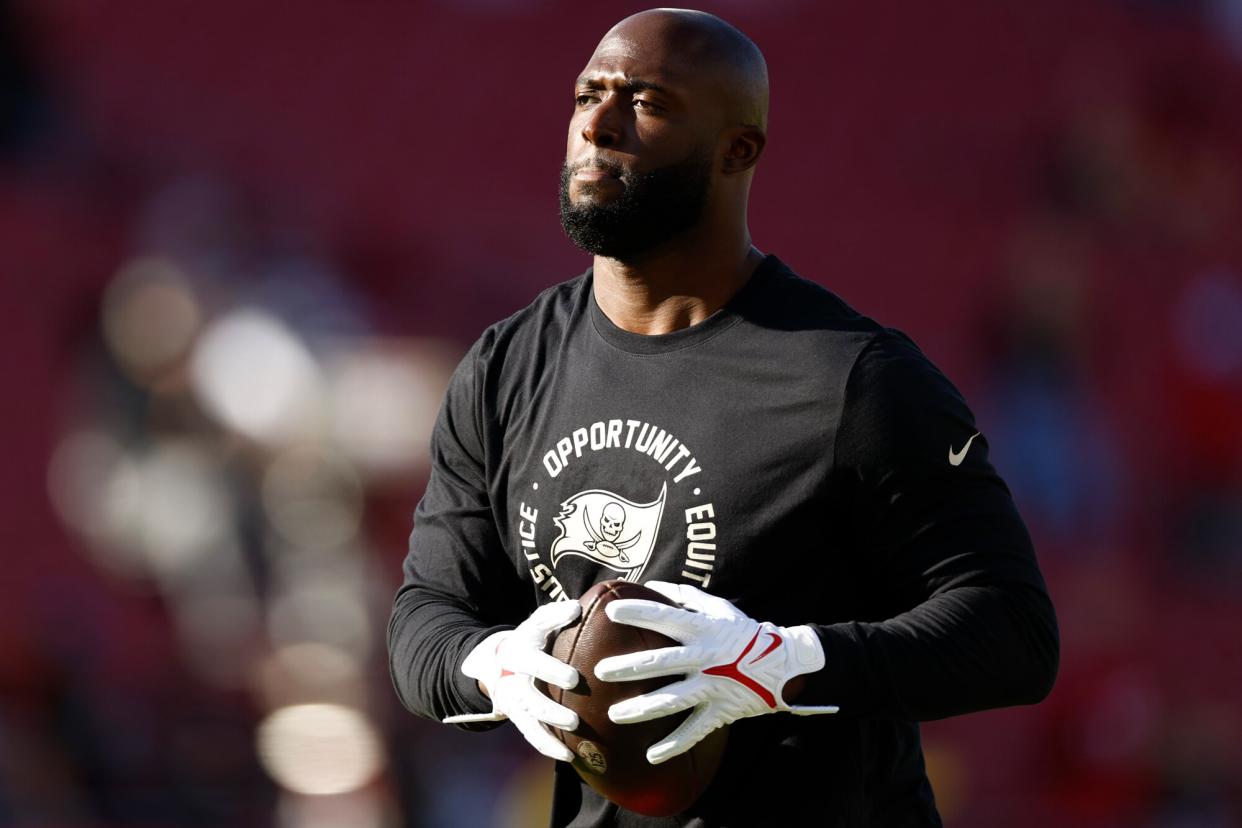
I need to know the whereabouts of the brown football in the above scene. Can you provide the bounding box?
[541,580,727,817]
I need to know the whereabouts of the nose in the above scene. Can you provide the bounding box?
[581,95,623,148]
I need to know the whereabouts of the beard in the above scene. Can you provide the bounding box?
[559,149,713,261]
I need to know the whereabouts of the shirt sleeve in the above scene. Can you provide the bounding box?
[386,336,531,726]
[801,332,1059,720]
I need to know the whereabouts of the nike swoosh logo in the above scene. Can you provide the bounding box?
[948,432,981,466]
[750,632,783,665]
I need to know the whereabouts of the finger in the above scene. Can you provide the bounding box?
[442,711,506,725]
[526,599,582,637]
[644,581,739,619]
[509,711,574,763]
[789,704,840,716]
[604,599,711,642]
[594,646,703,682]
[608,677,706,724]
[501,646,579,690]
[647,707,724,765]
[514,682,579,731]
[639,581,687,604]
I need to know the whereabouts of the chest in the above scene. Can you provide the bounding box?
[486,331,850,620]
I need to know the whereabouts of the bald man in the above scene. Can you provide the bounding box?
[388,9,1058,826]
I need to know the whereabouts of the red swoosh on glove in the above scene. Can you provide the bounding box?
[703,630,777,708]
[751,632,782,664]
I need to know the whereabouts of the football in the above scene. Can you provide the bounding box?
[542,579,728,817]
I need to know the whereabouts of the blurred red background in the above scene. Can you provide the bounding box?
[2,0,1241,825]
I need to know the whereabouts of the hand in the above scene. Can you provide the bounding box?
[594,581,839,765]
[442,599,582,762]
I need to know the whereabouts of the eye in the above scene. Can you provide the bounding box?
[575,93,598,107]
[633,98,664,115]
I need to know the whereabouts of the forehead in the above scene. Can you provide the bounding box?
[579,34,700,91]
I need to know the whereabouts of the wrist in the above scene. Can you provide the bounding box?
[781,675,806,704]
[782,624,826,674]
[776,624,824,707]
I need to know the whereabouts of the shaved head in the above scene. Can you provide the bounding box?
[562,8,769,262]
[595,9,769,130]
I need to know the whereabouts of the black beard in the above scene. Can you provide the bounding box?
[559,151,713,260]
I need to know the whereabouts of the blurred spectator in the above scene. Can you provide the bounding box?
[1165,266,1242,579]
[978,215,1127,547]
[0,0,51,158]
[1149,703,1241,827]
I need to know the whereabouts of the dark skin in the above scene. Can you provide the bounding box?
[566,9,770,335]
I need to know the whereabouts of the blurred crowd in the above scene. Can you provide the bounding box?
[2,1,1241,826]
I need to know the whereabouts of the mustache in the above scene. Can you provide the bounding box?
[567,158,627,179]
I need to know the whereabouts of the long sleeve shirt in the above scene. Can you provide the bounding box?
[388,255,1059,827]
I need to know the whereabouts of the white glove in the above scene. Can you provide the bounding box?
[442,599,582,762]
[594,581,839,765]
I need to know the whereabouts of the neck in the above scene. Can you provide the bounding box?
[592,228,765,336]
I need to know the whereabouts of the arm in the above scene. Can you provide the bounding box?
[386,338,530,725]
[595,333,1058,763]
[800,333,1059,719]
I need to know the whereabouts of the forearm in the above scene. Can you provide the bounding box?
[819,333,1060,719]
[800,580,1058,720]
[386,584,512,725]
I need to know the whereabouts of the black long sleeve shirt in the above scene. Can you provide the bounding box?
[388,255,1059,827]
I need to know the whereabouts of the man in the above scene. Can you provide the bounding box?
[388,8,1058,826]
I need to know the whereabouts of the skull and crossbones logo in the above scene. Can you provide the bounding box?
[583,501,642,563]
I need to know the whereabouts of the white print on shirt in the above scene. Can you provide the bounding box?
[550,483,667,581]
[541,418,701,484]
[517,418,718,595]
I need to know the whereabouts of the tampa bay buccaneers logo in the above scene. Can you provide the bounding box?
[550,483,667,580]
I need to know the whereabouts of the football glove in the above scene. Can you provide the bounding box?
[594,581,839,765]
[442,599,582,762]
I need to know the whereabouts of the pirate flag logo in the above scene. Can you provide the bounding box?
[550,482,667,580]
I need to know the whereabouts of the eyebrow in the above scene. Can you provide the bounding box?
[575,76,671,96]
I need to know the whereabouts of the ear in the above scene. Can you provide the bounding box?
[721,126,766,174]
